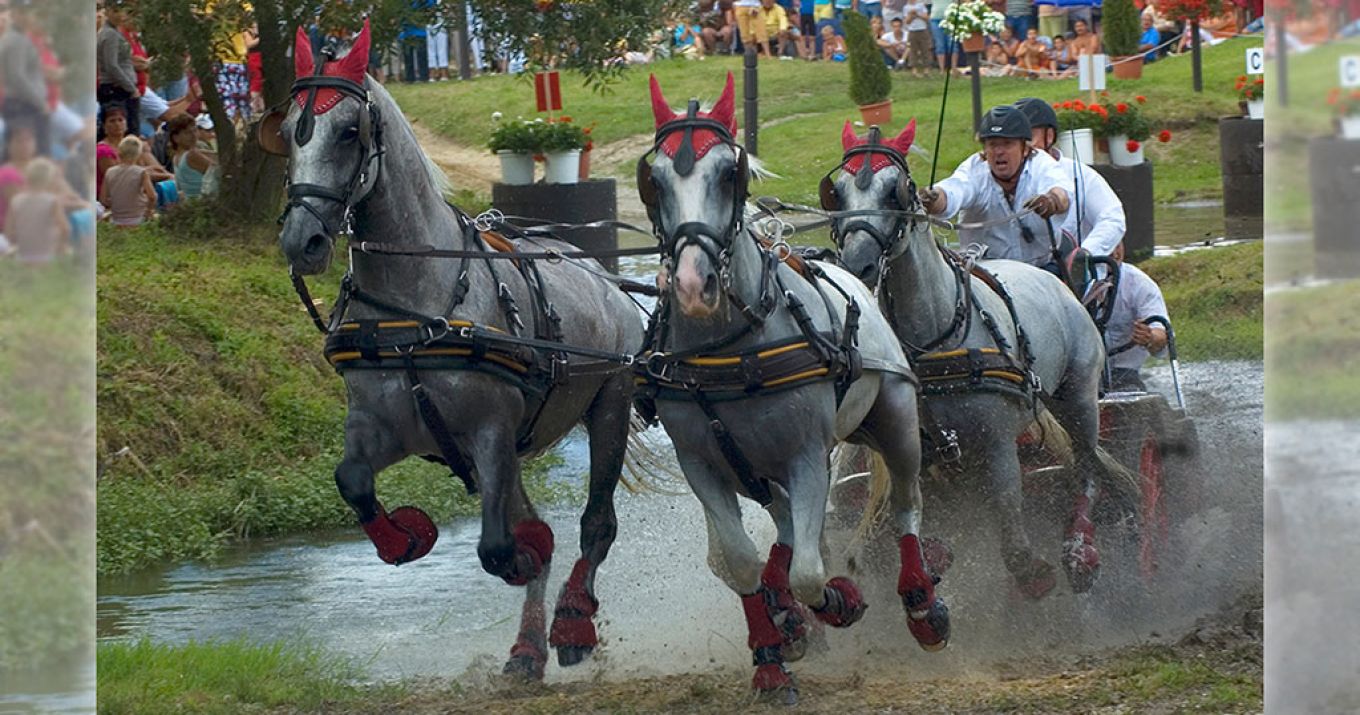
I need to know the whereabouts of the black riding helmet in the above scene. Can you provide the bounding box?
[976,105,1032,141]
[1014,97,1059,130]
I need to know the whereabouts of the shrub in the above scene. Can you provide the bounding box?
[844,12,892,106]
[488,118,539,153]
[1102,0,1142,57]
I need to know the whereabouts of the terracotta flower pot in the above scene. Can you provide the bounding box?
[858,99,893,128]
[579,149,592,180]
[961,33,985,53]
[1112,54,1144,80]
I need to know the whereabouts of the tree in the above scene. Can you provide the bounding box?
[1102,0,1141,58]
[843,12,891,107]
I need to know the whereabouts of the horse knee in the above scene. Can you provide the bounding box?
[334,461,377,517]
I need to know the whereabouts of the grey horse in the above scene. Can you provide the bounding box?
[267,23,643,679]
[636,74,947,701]
[825,121,1135,598]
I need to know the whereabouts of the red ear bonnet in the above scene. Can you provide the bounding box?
[294,19,372,115]
[842,118,918,174]
[651,72,741,161]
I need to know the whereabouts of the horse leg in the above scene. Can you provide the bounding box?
[981,438,1058,599]
[777,447,866,634]
[763,489,811,662]
[335,409,436,565]
[1046,391,1105,594]
[863,375,949,650]
[680,454,795,700]
[549,374,630,667]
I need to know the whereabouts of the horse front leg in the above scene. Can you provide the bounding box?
[980,438,1058,599]
[335,409,437,565]
[1046,394,1106,595]
[550,374,631,667]
[779,447,867,636]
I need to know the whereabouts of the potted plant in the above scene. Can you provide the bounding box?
[1102,0,1144,79]
[488,116,539,185]
[941,0,1005,53]
[844,12,894,126]
[1100,99,1153,165]
[1052,98,1106,164]
[1328,87,1360,140]
[539,116,588,185]
[1235,74,1265,119]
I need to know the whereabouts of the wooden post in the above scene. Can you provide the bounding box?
[744,44,759,155]
[969,50,982,131]
[1191,18,1203,92]
[457,1,472,81]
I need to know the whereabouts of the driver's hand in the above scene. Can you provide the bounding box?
[918,187,945,214]
[1023,191,1060,218]
[1132,322,1167,352]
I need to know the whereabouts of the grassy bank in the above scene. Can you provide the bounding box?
[392,37,1256,205]
[1140,241,1263,362]
[96,218,567,575]
[1267,278,1360,419]
[0,259,95,673]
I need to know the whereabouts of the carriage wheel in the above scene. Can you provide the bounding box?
[1137,431,1169,582]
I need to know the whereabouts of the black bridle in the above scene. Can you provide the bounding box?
[818,129,919,260]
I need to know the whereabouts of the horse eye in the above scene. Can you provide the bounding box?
[341,126,360,141]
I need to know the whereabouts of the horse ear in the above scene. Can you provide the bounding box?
[841,120,861,151]
[333,18,370,83]
[709,72,736,135]
[649,75,676,128]
[891,118,917,152]
[294,25,314,78]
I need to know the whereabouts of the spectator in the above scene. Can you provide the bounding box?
[1036,1,1068,47]
[734,0,772,57]
[798,0,820,57]
[761,0,802,57]
[195,114,216,152]
[1,1,50,159]
[1016,27,1049,76]
[903,0,931,76]
[97,2,140,135]
[0,166,23,248]
[884,0,908,24]
[981,41,1015,74]
[167,114,218,200]
[96,104,171,203]
[101,135,156,228]
[699,0,736,55]
[428,1,450,81]
[856,0,884,20]
[2,121,38,175]
[6,158,69,262]
[674,17,706,58]
[1142,0,1180,54]
[821,23,847,60]
[996,26,1021,63]
[247,23,265,113]
[1138,13,1161,61]
[117,10,151,112]
[1050,34,1076,75]
[878,16,909,68]
[834,0,854,21]
[211,8,253,121]
[400,2,430,83]
[1070,18,1101,55]
[1006,0,1034,37]
[929,0,965,72]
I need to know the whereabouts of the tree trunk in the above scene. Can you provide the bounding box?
[218,0,289,224]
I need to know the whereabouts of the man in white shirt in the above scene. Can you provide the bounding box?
[1102,241,1168,392]
[918,105,1074,276]
[878,16,909,67]
[1015,96,1126,293]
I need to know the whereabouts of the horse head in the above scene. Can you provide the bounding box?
[638,73,749,320]
[822,120,919,285]
[262,20,381,275]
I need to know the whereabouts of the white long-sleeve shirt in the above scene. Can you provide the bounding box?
[1052,149,1125,257]
[931,149,1075,267]
[1104,262,1168,371]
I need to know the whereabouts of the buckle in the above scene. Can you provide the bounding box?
[644,353,673,382]
[936,428,962,463]
[420,317,451,344]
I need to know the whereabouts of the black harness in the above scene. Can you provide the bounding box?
[633,110,863,506]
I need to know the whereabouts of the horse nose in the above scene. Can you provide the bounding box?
[304,233,329,260]
[702,272,718,304]
[856,261,878,283]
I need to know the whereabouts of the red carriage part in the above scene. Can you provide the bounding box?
[1137,431,1169,581]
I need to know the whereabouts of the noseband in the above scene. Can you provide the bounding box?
[818,130,918,258]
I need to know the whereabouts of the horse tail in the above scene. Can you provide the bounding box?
[856,448,895,546]
[621,413,687,495]
[1094,442,1143,509]
[1030,409,1073,466]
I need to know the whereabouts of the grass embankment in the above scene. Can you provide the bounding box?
[1267,277,1360,419]
[1141,241,1263,361]
[0,260,94,673]
[96,217,567,576]
[1264,35,1360,233]
[391,37,1257,206]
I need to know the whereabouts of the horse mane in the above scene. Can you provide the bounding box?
[366,78,455,199]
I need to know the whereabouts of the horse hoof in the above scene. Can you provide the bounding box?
[387,506,438,562]
[555,644,594,667]
[1015,558,1057,600]
[1062,541,1101,594]
[906,597,951,651]
[752,663,797,704]
[502,654,545,681]
[812,576,866,628]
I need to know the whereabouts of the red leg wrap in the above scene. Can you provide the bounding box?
[1063,495,1100,593]
[741,592,784,650]
[811,576,866,628]
[752,663,795,692]
[549,559,600,649]
[504,519,554,586]
[388,507,437,561]
[760,544,808,646]
[361,506,417,565]
[897,534,937,612]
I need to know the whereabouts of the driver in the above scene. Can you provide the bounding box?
[1015,96,1126,294]
[917,105,1075,284]
[1103,240,1169,392]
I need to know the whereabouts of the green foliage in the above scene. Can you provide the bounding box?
[843,12,892,107]
[1102,99,1155,140]
[1102,0,1142,57]
[97,638,385,714]
[538,118,589,152]
[487,118,541,153]
[1141,241,1262,362]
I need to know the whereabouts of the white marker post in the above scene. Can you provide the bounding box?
[1341,56,1360,88]
[1078,53,1106,105]
[1245,47,1264,75]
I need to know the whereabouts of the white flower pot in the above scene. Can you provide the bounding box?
[543,150,582,185]
[498,151,535,185]
[1341,116,1360,140]
[1107,133,1144,167]
[1246,100,1264,120]
[1057,128,1095,166]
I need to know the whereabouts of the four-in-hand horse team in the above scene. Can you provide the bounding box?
[265,21,1159,702]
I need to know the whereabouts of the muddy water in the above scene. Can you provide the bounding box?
[97,359,1262,685]
[1266,421,1360,713]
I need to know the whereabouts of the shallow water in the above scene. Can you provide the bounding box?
[97,359,1263,684]
[0,657,95,715]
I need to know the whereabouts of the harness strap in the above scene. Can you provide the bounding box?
[354,241,663,262]
[686,384,774,507]
[402,353,479,496]
[291,268,330,334]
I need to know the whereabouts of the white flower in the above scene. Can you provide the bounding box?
[491,111,503,122]
[941,0,1006,40]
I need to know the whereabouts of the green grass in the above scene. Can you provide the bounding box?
[1267,278,1360,419]
[96,215,572,575]
[391,37,1258,206]
[1141,241,1263,361]
[97,638,382,715]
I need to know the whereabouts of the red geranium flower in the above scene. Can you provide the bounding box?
[1126,139,1141,152]
[1158,129,1172,142]
[1073,100,1087,111]
[1237,75,1247,82]
[1116,102,1129,113]
[1254,77,1264,85]
[559,115,573,123]
[1135,95,1147,103]
[1328,88,1342,105]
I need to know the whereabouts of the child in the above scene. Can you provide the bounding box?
[997,26,1020,64]
[1051,35,1076,77]
[4,159,70,264]
[100,135,157,228]
[821,24,847,61]
[982,42,1014,75]
[1016,28,1049,78]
